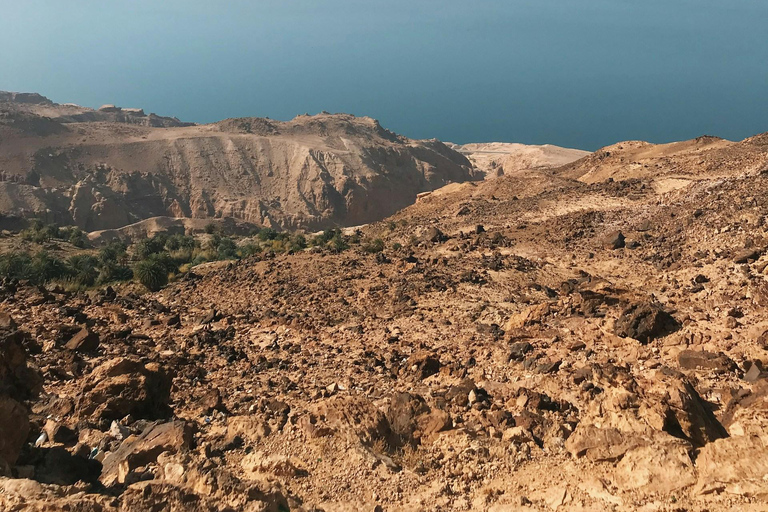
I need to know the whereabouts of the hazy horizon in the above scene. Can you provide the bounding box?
[2,0,767,151]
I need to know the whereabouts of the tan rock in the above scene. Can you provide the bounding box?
[75,357,171,422]
[565,425,640,461]
[695,435,768,497]
[614,440,696,494]
[241,451,307,480]
[100,421,193,486]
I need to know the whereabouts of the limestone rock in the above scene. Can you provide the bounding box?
[100,420,193,486]
[614,440,696,494]
[695,435,768,497]
[75,357,172,423]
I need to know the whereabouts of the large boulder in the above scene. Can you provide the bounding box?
[0,317,41,472]
[614,440,696,494]
[695,435,768,497]
[33,447,102,485]
[100,421,193,486]
[75,358,172,424]
[304,395,395,447]
[565,425,640,462]
[614,302,679,344]
[0,397,29,474]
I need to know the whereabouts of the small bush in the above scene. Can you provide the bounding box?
[31,250,69,282]
[21,221,61,244]
[206,233,222,251]
[257,228,278,241]
[165,234,196,251]
[238,243,261,257]
[134,255,170,291]
[311,228,339,247]
[217,237,238,259]
[99,240,127,264]
[330,232,349,253]
[0,252,32,282]
[97,262,133,284]
[67,227,87,248]
[133,234,169,259]
[289,234,307,252]
[362,238,385,253]
[67,254,99,286]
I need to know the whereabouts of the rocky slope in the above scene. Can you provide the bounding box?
[0,92,479,232]
[1,129,768,510]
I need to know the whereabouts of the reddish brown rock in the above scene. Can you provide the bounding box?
[64,327,100,352]
[75,358,172,423]
[614,302,679,344]
[100,420,193,486]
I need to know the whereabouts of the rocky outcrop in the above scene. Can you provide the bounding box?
[0,314,41,473]
[74,358,171,424]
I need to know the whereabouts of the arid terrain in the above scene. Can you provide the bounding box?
[1,92,768,511]
[0,92,479,232]
[447,142,589,178]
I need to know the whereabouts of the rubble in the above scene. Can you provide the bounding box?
[1,129,768,510]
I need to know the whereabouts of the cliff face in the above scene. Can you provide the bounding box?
[0,93,479,231]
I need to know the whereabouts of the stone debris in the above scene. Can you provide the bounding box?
[1,125,768,511]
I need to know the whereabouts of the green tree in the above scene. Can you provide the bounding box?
[67,254,98,286]
[134,255,171,291]
[217,237,238,259]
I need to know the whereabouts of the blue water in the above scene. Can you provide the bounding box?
[2,0,766,150]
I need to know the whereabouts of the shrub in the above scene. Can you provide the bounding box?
[97,261,133,284]
[68,227,87,248]
[257,227,278,241]
[362,238,385,253]
[21,221,61,244]
[289,234,307,252]
[134,235,166,259]
[270,239,287,253]
[134,255,170,291]
[330,232,349,253]
[168,248,194,264]
[191,254,208,266]
[238,243,261,257]
[206,233,222,251]
[0,252,33,281]
[312,228,339,247]
[204,222,217,234]
[31,250,68,283]
[99,240,127,264]
[217,237,238,259]
[67,254,99,286]
[165,234,196,252]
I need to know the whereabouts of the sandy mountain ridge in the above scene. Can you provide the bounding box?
[0,92,483,232]
[447,142,590,178]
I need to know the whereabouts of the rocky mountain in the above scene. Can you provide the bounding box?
[0,92,480,232]
[2,126,768,510]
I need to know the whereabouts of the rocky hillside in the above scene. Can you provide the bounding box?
[448,142,588,178]
[0,92,479,232]
[1,128,768,510]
